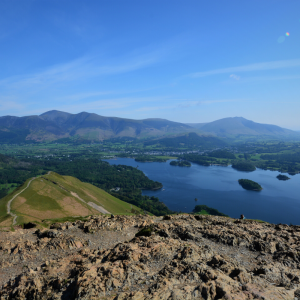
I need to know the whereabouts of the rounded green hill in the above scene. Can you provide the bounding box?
[0,172,142,230]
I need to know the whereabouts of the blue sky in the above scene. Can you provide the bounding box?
[0,0,300,129]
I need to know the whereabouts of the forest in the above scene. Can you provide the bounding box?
[231,161,256,171]
[143,132,227,149]
[170,160,191,167]
[178,154,214,166]
[206,150,236,159]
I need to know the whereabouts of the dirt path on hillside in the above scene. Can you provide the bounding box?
[46,171,110,214]
[7,177,36,226]
[6,172,110,227]
[70,192,110,214]
[45,172,110,214]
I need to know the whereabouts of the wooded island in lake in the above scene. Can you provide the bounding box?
[193,204,228,217]
[276,174,290,181]
[238,179,262,191]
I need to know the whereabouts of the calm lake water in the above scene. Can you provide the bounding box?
[104,158,300,225]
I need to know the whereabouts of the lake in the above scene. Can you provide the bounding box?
[104,158,300,225]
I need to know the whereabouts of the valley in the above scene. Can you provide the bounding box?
[1,112,300,229]
[1,128,300,225]
[2,2,300,298]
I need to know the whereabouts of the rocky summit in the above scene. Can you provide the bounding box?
[1,214,300,300]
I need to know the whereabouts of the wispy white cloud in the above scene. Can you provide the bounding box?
[18,96,171,116]
[19,99,136,116]
[189,59,300,78]
[0,48,162,91]
[231,74,300,83]
[230,74,240,80]
[55,85,167,103]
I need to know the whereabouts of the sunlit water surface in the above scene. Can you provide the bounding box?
[104,158,300,225]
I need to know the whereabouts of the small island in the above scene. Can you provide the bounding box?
[232,161,256,172]
[170,160,191,167]
[276,174,290,181]
[193,204,228,217]
[238,179,262,191]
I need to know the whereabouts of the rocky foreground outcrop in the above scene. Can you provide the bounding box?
[1,214,300,299]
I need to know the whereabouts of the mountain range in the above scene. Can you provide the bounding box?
[0,110,193,143]
[0,111,299,143]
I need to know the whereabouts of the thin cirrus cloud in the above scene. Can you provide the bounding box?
[19,99,134,117]
[230,74,240,80]
[189,59,300,78]
[21,96,171,117]
[0,48,162,91]
[231,74,300,83]
[55,84,167,103]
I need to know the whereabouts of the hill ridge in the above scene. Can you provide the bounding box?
[0,172,140,230]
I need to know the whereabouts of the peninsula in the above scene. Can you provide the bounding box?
[232,161,256,172]
[135,155,167,162]
[170,160,191,167]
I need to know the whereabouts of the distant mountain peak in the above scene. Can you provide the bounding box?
[40,109,71,116]
[187,117,299,138]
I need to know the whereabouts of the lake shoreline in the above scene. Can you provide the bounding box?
[104,158,300,225]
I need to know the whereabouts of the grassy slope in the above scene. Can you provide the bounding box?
[0,172,141,229]
[50,173,140,215]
